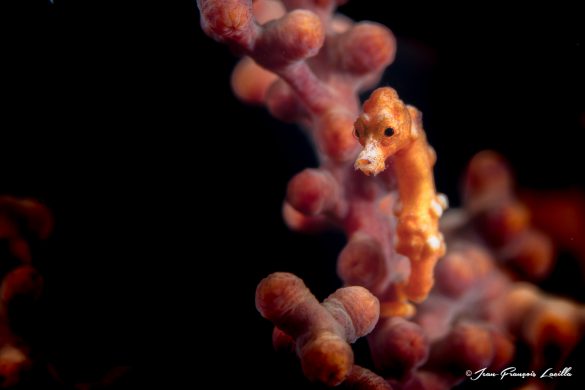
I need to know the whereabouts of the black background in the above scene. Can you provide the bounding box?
[1,0,584,388]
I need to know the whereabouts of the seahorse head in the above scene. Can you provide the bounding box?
[353,87,413,176]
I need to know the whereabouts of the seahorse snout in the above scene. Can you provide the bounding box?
[355,141,385,176]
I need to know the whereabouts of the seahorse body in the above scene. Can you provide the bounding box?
[354,87,447,303]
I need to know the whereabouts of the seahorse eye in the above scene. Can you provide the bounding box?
[384,127,395,137]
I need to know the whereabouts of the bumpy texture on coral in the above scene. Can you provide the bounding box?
[196,1,585,389]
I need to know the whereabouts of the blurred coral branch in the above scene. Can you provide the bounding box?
[0,197,52,387]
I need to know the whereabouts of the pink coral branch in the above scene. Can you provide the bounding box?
[196,1,585,389]
[256,272,379,385]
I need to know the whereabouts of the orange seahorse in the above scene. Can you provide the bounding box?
[353,87,447,303]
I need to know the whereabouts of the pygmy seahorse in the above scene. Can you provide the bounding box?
[353,87,447,302]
